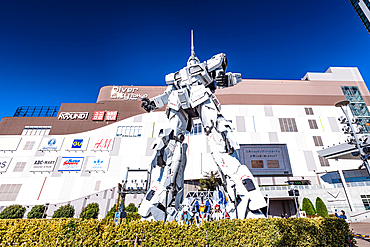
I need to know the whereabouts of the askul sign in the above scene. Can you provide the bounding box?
[39,137,64,151]
[65,138,89,151]
[86,157,110,172]
[31,157,57,172]
[58,157,84,171]
[0,157,12,173]
[110,86,148,100]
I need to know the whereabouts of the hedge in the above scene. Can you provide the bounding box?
[0,218,355,246]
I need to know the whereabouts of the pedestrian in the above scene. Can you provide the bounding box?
[335,209,347,220]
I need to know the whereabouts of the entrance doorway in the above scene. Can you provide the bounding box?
[268,198,298,217]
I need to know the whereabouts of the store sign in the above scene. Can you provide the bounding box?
[58,112,89,120]
[0,137,21,151]
[110,86,148,100]
[85,157,110,172]
[31,157,57,172]
[105,111,117,121]
[39,137,64,151]
[58,157,84,171]
[92,138,114,151]
[92,111,105,121]
[65,138,89,151]
[0,158,12,172]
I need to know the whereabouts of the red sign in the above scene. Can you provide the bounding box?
[93,138,113,150]
[92,111,105,121]
[105,111,118,121]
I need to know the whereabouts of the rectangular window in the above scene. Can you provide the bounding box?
[318,155,330,167]
[116,126,143,137]
[23,141,35,150]
[94,181,101,191]
[187,123,203,136]
[279,118,298,132]
[22,126,51,136]
[0,184,22,201]
[13,162,26,172]
[308,119,318,129]
[361,195,370,210]
[305,107,314,115]
[313,136,324,146]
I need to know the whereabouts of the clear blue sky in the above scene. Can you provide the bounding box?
[0,0,369,120]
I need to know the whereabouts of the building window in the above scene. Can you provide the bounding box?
[279,118,298,132]
[22,126,51,136]
[305,107,314,115]
[308,119,318,129]
[13,162,26,172]
[313,136,324,146]
[318,155,329,167]
[361,195,370,210]
[186,123,203,136]
[116,126,142,137]
[23,141,35,150]
[0,184,22,201]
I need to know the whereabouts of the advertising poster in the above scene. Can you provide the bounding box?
[85,157,110,172]
[31,157,57,172]
[92,138,114,151]
[65,138,89,151]
[39,137,64,151]
[58,157,84,171]
[0,137,22,151]
[0,157,12,173]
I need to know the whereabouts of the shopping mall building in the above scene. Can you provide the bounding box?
[0,67,369,220]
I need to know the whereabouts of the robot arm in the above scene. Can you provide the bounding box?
[206,53,242,88]
[141,85,174,113]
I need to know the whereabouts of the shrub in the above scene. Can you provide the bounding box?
[316,197,329,218]
[80,203,99,219]
[104,205,117,220]
[125,203,138,213]
[0,205,26,219]
[52,204,75,218]
[302,197,316,216]
[27,205,46,219]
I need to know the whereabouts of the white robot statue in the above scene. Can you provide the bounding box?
[138,31,267,221]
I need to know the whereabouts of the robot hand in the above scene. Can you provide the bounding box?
[141,98,156,113]
[215,71,229,87]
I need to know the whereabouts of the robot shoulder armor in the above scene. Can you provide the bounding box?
[165,71,182,85]
[206,53,226,72]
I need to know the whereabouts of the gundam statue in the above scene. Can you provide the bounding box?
[138,31,267,221]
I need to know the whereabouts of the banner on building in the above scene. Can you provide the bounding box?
[39,137,64,151]
[58,157,84,171]
[85,157,110,172]
[92,138,114,151]
[0,157,12,173]
[0,137,22,151]
[92,111,105,121]
[105,111,118,121]
[30,157,57,172]
[65,138,90,151]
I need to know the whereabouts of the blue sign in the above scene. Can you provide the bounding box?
[71,139,83,149]
[48,138,56,146]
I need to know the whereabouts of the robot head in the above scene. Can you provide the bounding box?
[187,30,200,66]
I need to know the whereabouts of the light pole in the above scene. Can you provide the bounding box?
[335,100,370,176]
[43,203,49,218]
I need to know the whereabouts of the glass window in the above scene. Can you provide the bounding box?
[361,195,370,210]
[318,155,329,166]
[279,118,298,132]
[308,119,318,129]
[304,108,314,115]
[313,136,324,146]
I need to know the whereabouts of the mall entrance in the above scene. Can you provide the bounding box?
[268,198,298,217]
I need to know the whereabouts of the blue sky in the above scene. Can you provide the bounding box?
[0,0,369,120]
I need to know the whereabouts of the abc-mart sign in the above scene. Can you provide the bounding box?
[31,157,57,172]
[58,157,84,171]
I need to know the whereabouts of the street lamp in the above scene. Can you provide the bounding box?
[336,100,370,176]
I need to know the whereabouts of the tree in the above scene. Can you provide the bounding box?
[52,204,75,218]
[125,203,138,213]
[302,197,316,216]
[199,170,222,191]
[0,205,26,219]
[80,203,99,219]
[27,205,46,219]
[316,197,329,217]
[104,205,117,220]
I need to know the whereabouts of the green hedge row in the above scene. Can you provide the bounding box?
[0,217,355,246]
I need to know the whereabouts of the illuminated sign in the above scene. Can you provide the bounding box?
[85,157,110,172]
[0,158,12,172]
[110,86,148,100]
[92,138,114,151]
[92,111,105,121]
[58,157,84,171]
[30,157,57,172]
[39,137,64,151]
[0,137,21,151]
[239,144,292,176]
[105,111,118,121]
[58,112,89,120]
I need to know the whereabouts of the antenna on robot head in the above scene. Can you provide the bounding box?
[187,30,199,66]
[191,30,195,57]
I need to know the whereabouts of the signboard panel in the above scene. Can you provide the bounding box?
[92,138,114,151]
[58,157,84,171]
[85,157,110,172]
[105,111,117,121]
[39,137,64,151]
[0,138,21,151]
[58,112,89,120]
[110,86,148,100]
[239,144,292,176]
[0,157,12,172]
[31,157,57,172]
[92,111,105,121]
[65,138,89,151]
